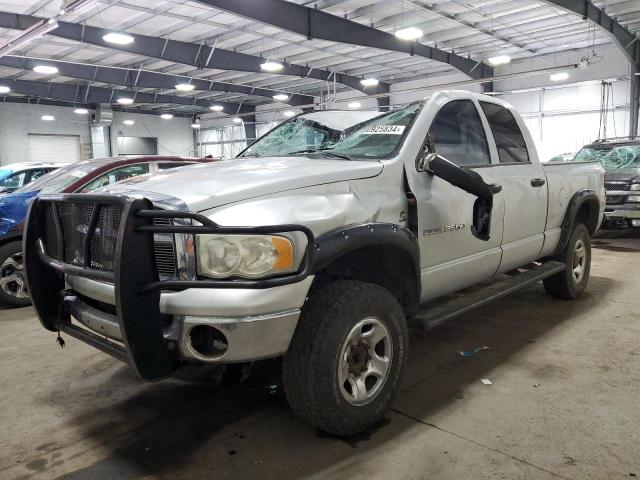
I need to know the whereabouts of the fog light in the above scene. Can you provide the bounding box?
[631,220,640,227]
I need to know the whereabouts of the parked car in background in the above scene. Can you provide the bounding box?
[547,152,576,163]
[24,91,605,436]
[0,156,211,307]
[573,137,640,229]
[0,162,69,194]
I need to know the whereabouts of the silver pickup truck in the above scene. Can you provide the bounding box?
[24,91,605,437]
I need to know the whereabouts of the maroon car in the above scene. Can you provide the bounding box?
[0,156,211,307]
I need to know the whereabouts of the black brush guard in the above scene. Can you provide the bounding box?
[24,193,314,381]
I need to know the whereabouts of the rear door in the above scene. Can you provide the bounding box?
[410,97,506,302]
[478,101,548,272]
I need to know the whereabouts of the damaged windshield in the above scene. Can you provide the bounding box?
[574,144,640,172]
[240,102,422,160]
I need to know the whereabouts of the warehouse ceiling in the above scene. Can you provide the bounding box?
[0,0,638,117]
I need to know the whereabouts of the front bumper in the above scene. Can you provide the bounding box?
[604,204,640,219]
[23,193,315,381]
[66,275,313,363]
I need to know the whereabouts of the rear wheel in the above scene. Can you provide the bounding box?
[543,223,591,299]
[283,280,407,437]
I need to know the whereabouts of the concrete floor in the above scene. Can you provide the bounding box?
[1,230,639,480]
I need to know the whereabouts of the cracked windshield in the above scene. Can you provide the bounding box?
[574,144,640,172]
[240,103,422,160]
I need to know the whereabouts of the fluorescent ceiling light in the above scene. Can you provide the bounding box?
[123,119,134,125]
[283,110,295,117]
[272,94,289,101]
[0,86,10,93]
[550,72,569,82]
[74,108,88,114]
[488,55,511,66]
[103,32,134,45]
[41,115,55,121]
[0,19,59,58]
[347,102,361,109]
[210,105,224,112]
[191,122,201,129]
[59,0,96,16]
[260,61,283,72]
[175,83,195,91]
[360,78,379,87]
[117,97,134,105]
[161,113,173,119]
[232,117,242,123]
[394,27,423,41]
[33,65,58,74]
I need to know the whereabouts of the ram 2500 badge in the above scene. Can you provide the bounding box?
[24,91,605,437]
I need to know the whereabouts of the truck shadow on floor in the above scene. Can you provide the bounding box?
[38,279,615,480]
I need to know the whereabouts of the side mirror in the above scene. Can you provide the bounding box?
[416,132,436,172]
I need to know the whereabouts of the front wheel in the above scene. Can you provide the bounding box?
[544,223,591,299]
[283,280,408,437]
[0,241,31,308]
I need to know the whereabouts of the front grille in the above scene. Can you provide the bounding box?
[44,202,178,277]
[152,217,177,278]
[605,181,631,191]
[52,202,123,271]
[606,195,626,205]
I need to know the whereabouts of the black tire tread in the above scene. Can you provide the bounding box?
[543,223,590,300]
[283,280,406,437]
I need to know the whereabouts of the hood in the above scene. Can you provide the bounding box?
[102,156,383,211]
[0,190,39,237]
[604,169,640,182]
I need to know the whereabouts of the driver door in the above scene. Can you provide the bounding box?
[407,97,505,302]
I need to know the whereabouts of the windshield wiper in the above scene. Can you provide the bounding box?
[287,148,353,160]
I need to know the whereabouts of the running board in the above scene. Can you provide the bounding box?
[409,260,566,331]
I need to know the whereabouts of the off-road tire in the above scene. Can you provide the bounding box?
[543,223,591,299]
[0,241,30,308]
[282,280,408,437]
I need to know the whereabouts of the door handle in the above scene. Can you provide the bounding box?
[531,178,546,187]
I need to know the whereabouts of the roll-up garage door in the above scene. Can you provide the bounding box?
[28,134,81,163]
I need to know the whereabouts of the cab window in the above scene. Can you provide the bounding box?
[158,162,190,170]
[0,171,26,190]
[428,100,491,167]
[480,102,530,164]
[78,163,150,192]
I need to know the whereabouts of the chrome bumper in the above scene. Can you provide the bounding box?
[604,209,640,219]
[66,275,313,363]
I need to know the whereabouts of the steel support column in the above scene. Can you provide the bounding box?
[243,115,257,145]
[631,68,640,137]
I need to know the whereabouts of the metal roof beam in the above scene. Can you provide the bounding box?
[194,0,494,80]
[0,11,387,96]
[541,0,640,67]
[0,78,256,113]
[0,56,315,106]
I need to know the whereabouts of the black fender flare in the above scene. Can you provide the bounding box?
[311,223,421,311]
[554,189,601,257]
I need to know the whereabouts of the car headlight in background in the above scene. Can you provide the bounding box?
[627,195,640,203]
[630,183,640,191]
[196,234,300,279]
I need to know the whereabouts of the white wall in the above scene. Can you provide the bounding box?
[110,112,195,157]
[0,103,196,165]
[0,102,92,165]
[492,43,633,161]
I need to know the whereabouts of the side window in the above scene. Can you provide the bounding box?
[158,162,190,171]
[480,102,530,164]
[0,171,26,190]
[26,169,47,183]
[79,163,150,192]
[428,100,491,167]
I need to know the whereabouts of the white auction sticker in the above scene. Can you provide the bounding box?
[362,125,406,135]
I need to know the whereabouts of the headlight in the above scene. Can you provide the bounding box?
[630,184,640,191]
[196,234,299,279]
[628,195,640,203]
